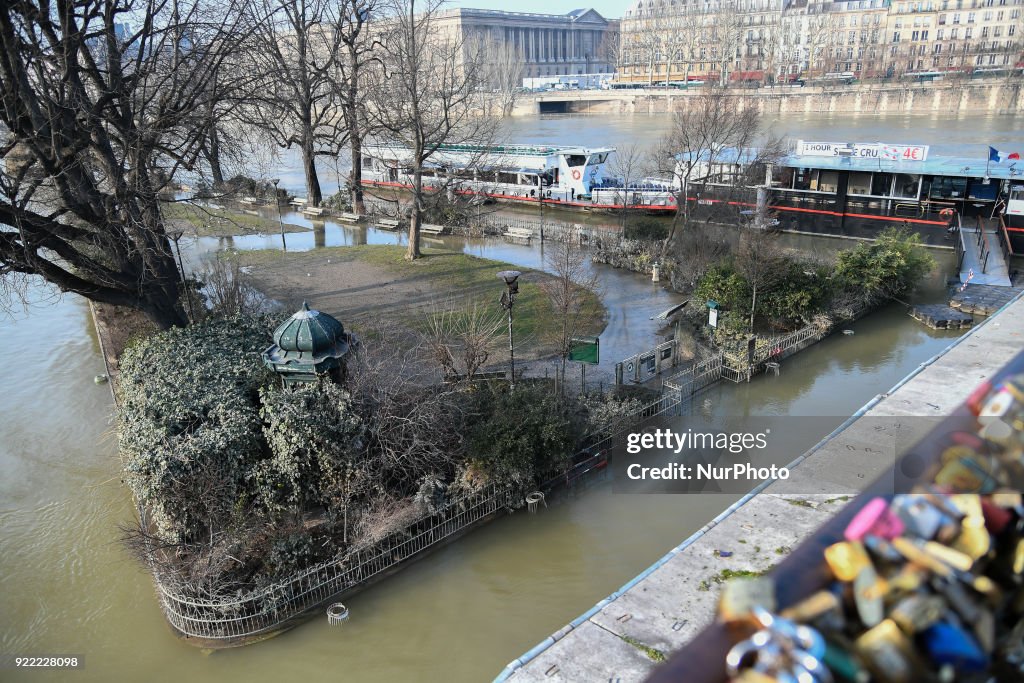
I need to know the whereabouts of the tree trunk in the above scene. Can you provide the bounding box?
[207,125,225,189]
[750,283,757,332]
[407,167,423,260]
[347,53,365,215]
[302,131,323,207]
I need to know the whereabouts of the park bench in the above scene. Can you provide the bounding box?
[376,218,401,231]
[338,212,362,223]
[302,206,326,217]
[420,223,446,236]
[289,197,307,209]
[503,227,533,243]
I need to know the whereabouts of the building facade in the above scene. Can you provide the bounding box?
[618,0,1023,83]
[433,8,618,79]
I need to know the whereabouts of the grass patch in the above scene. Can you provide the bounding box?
[237,245,606,350]
[620,635,667,663]
[785,498,814,508]
[163,201,309,237]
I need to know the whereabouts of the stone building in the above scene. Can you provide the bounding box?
[432,8,619,78]
[618,0,1023,83]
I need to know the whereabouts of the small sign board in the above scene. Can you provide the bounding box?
[709,308,719,328]
[569,336,600,365]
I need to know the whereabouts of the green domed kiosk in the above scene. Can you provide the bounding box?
[262,302,356,387]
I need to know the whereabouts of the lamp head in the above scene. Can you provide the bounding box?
[497,270,521,286]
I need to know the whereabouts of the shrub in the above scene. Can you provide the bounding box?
[468,383,577,487]
[118,315,273,543]
[254,382,364,518]
[834,228,934,302]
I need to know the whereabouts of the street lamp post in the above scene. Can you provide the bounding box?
[497,270,521,388]
[272,178,286,251]
[168,229,195,322]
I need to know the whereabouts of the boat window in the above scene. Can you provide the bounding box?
[1010,185,1024,201]
[793,167,813,190]
[362,157,374,169]
[592,153,608,164]
[927,175,966,199]
[871,172,894,196]
[968,180,998,201]
[813,170,839,193]
[893,173,921,198]
[848,172,872,195]
[566,154,587,167]
[772,165,791,186]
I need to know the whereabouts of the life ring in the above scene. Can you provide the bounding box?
[939,208,954,216]
[571,169,581,181]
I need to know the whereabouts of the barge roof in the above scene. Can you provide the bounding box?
[365,143,613,157]
[678,147,1024,180]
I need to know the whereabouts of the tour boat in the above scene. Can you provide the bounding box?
[359,143,677,212]
[676,140,1024,250]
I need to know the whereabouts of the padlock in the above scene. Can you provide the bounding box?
[891,495,945,540]
[821,640,871,683]
[844,498,904,542]
[979,497,1013,536]
[920,620,989,673]
[919,540,975,573]
[824,541,872,582]
[891,537,954,578]
[862,535,905,565]
[854,619,919,683]
[780,590,842,624]
[719,577,776,624]
[889,593,947,635]
[852,565,885,629]
[934,454,1000,494]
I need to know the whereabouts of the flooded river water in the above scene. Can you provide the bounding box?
[1,112,1020,682]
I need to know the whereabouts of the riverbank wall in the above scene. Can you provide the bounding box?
[513,80,1024,117]
[498,284,1024,682]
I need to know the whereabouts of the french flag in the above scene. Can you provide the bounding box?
[989,146,1021,163]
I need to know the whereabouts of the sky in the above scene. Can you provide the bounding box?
[449,0,628,20]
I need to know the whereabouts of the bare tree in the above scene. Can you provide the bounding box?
[242,0,348,207]
[0,0,252,328]
[605,142,650,228]
[422,301,505,380]
[365,0,498,260]
[539,240,602,388]
[655,90,783,262]
[734,218,786,332]
[335,0,382,215]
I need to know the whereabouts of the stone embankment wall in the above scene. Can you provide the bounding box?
[513,80,1024,116]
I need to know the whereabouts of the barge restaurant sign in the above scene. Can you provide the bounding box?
[796,140,929,162]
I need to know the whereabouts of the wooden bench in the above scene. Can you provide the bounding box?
[420,223,446,236]
[376,218,401,231]
[302,206,326,217]
[338,212,362,223]
[503,227,533,243]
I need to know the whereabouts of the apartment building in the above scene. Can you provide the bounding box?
[618,0,1023,82]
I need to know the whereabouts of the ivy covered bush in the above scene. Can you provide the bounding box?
[118,315,273,543]
[254,382,364,518]
[467,382,578,487]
